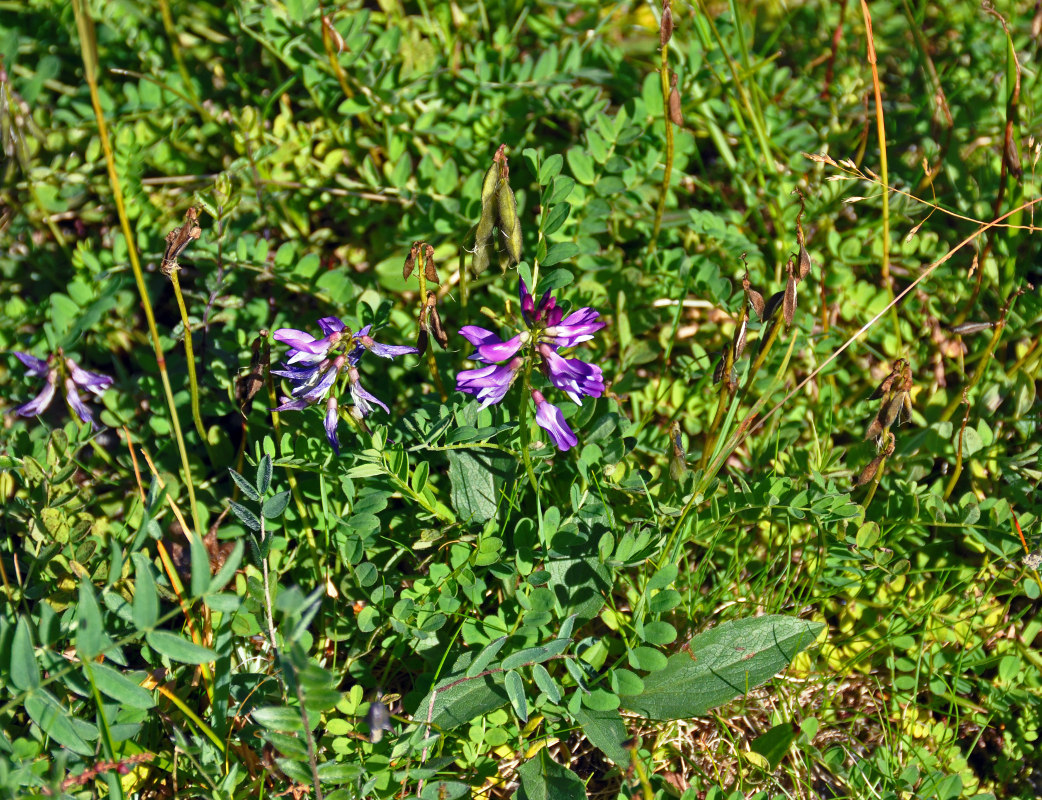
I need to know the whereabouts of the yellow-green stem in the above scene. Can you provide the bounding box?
[518,361,540,493]
[860,0,902,351]
[169,270,207,441]
[651,43,674,247]
[71,0,202,540]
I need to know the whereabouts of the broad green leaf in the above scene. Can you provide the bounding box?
[10,616,40,690]
[132,554,159,630]
[501,639,570,671]
[572,705,631,766]
[532,664,560,703]
[505,670,527,722]
[466,636,507,677]
[538,154,564,185]
[256,454,273,494]
[621,616,823,720]
[750,721,797,770]
[420,781,469,800]
[413,668,508,730]
[86,661,154,709]
[25,690,95,756]
[190,534,211,597]
[228,500,261,532]
[541,242,579,267]
[75,580,106,660]
[513,749,586,800]
[228,468,260,502]
[146,631,217,664]
[566,147,595,185]
[447,447,506,523]
[262,490,291,519]
[253,705,305,732]
[547,557,610,620]
[647,564,678,591]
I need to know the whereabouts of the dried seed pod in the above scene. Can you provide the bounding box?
[782,273,797,327]
[162,207,202,277]
[762,290,785,321]
[236,329,269,417]
[733,316,748,360]
[1005,129,1023,179]
[853,452,886,488]
[668,75,683,126]
[712,353,727,384]
[797,243,812,281]
[430,299,449,349]
[423,244,438,282]
[415,327,429,356]
[403,242,418,280]
[660,1,673,47]
[497,182,523,265]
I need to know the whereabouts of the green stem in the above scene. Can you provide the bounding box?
[651,40,674,247]
[169,270,207,441]
[71,0,202,540]
[518,361,539,493]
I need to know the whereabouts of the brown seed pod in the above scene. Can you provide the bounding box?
[783,274,797,327]
[762,290,785,320]
[423,243,438,282]
[712,353,726,384]
[733,316,748,360]
[668,75,683,126]
[403,242,418,280]
[430,301,449,349]
[853,452,886,488]
[1005,129,1023,179]
[660,1,673,47]
[236,330,269,417]
[797,243,812,281]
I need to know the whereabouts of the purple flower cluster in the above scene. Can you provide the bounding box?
[455,279,605,450]
[272,317,417,453]
[13,352,113,426]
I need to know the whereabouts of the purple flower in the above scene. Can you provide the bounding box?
[12,352,113,425]
[454,279,606,450]
[533,391,577,451]
[456,360,521,408]
[271,317,416,452]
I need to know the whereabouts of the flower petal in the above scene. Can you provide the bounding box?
[350,379,389,416]
[16,376,57,417]
[65,378,96,424]
[541,350,604,403]
[534,395,577,451]
[317,316,347,336]
[66,359,113,396]
[14,352,50,377]
[324,399,341,454]
[475,333,523,363]
[456,363,518,408]
[458,326,503,349]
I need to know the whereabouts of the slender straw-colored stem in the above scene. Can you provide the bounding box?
[169,270,207,441]
[860,0,902,351]
[71,0,202,540]
[651,42,674,246]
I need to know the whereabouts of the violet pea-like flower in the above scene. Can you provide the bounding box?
[271,317,417,453]
[12,352,113,425]
[453,278,606,451]
[532,390,577,451]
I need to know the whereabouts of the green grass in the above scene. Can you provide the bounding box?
[1,1,1040,799]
